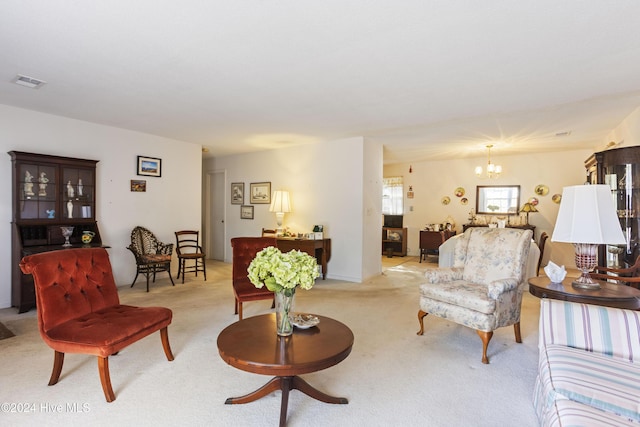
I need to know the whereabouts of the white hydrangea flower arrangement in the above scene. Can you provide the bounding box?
[248,246,319,297]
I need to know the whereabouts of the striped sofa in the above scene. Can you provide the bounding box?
[534,299,640,426]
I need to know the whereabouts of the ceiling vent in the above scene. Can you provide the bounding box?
[12,74,46,89]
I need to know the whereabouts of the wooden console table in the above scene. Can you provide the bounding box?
[276,238,331,279]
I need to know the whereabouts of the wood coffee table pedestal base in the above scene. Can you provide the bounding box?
[225,375,348,426]
[218,313,354,427]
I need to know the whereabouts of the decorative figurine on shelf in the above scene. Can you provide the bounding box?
[67,199,73,219]
[46,209,55,219]
[38,172,49,196]
[67,180,75,198]
[77,179,83,197]
[24,170,35,196]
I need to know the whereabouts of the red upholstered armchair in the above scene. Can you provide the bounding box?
[230,237,276,319]
[19,247,174,402]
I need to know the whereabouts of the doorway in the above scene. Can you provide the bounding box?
[205,170,226,261]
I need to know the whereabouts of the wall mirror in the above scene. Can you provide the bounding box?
[476,185,520,215]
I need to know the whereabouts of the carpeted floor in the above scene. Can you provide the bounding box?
[0,256,540,426]
[0,321,15,340]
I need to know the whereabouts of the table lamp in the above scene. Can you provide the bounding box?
[519,202,538,225]
[551,185,625,289]
[269,190,291,234]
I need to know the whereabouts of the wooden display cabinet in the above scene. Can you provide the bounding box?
[9,151,103,313]
[585,146,640,269]
[381,227,407,257]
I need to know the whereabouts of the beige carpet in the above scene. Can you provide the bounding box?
[0,321,15,340]
[0,257,539,426]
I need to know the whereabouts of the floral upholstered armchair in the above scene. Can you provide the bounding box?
[417,227,532,364]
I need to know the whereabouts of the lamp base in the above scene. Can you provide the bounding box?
[571,274,601,290]
[571,243,601,290]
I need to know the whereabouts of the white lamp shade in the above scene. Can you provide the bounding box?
[551,185,625,244]
[269,190,291,213]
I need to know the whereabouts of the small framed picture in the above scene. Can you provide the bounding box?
[250,182,271,204]
[231,182,244,205]
[240,205,254,219]
[137,156,162,177]
[130,180,146,192]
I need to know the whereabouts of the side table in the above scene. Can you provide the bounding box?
[528,276,640,310]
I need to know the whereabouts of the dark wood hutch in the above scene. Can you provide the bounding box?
[9,151,104,313]
[585,146,640,269]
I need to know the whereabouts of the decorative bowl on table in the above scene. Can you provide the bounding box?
[291,313,320,329]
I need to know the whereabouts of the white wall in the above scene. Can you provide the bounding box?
[0,105,202,308]
[384,148,594,268]
[205,136,376,282]
[362,139,384,280]
[605,106,640,150]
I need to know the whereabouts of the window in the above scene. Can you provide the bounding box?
[382,176,403,215]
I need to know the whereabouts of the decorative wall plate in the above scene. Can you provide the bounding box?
[528,197,539,206]
[441,196,451,205]
[454,187,465,197]
[535,185,549,196]
[552,193,562,204]
[461,197,468,205]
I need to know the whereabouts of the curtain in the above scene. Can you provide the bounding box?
[382,177,403,215]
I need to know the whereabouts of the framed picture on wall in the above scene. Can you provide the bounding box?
[231,182,244,204]
[240,205,254,219]
[130,180,146,192]
[250,182,271,204]
[137,156,162,177]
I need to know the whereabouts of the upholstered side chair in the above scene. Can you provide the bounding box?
[127,226,175,291]
[417,227,532,364]
[230,237,276,319]
[19,247,174,402]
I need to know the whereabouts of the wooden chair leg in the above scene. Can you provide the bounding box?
[476,330,493,364]
[160,327,175,361]
[513,322,522,343]
[48,351,64,386]
[234,298,239,315]
[416,310,428,335]
[98,356,116,402]
[130,269,140,287]
[238,302,243,320]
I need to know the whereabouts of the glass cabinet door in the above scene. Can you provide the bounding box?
[604,163,639,267]
[17,163,57,220]
[61,167,95,219]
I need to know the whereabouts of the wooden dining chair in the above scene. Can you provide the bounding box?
[175,230,207,283]
[536,232,549,276]
[591,255,640,289]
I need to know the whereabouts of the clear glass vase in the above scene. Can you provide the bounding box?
[275,289,295,336]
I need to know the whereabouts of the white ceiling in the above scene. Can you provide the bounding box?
[2,1,640,164]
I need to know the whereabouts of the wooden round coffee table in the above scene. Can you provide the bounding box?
[529,276,640,310]
[217,313,354,427]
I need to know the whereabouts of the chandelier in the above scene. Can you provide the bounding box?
[475,144,502,179]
